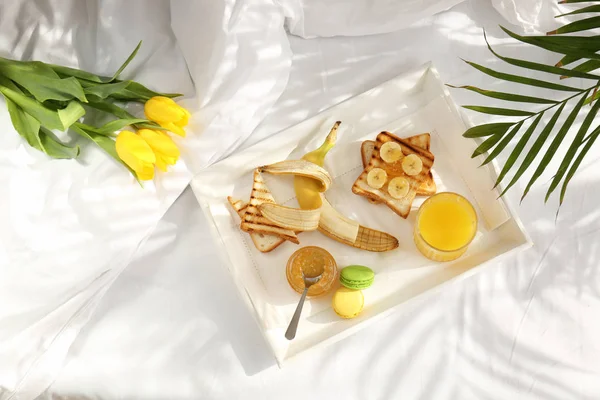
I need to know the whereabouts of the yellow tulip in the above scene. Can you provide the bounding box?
[144,96,190,137]
[116,131,156,181]
[138,129,180,172]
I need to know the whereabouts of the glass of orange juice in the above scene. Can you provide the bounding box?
[413,192,478,262]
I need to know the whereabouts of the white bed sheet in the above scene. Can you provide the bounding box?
[39,1,600,399]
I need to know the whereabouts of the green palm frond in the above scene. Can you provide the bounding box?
[449,1,600,206]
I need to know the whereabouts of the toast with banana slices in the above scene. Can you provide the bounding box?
[240,170,300,244]
[352,131,435,219]
[360,133,436,200]
[227,197,286,253]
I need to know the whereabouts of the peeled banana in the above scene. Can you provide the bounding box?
[294,122,399,252]
[259,203,321,231]
[293,121,339,209]
[261,160,332,192]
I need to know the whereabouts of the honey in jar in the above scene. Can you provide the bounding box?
[286,246,338,296]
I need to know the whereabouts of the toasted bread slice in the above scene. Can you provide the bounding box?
[353,132,435,219]
[227,196,286,253]
[240,170,299,244]
[361,134,436,199]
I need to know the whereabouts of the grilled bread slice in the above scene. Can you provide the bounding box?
[240,170,299,244]
[360,134,436,199]
[353,131,435,219]
[227,196,286,253]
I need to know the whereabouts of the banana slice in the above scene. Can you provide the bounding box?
[380,142,403,163]
[367,168,387,189]
[401,154,423,176]
[388,177,410,199]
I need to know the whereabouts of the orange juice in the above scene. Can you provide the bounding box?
[414,192,477,262]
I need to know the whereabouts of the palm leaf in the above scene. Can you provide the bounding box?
[561,59,600,80]
[480,121,525,165]
[559,125,600,204]
[583,89,600,104]
[556,54,582,67]
[463,59,580,92]
[446,85,558,104]
[500,103,566,196]
[448,2,600,205]
[559,0,600,3]
[463,122,515,138]
[463,106,535,116]
[547,16,600,34]
[483,31,600,80]
[545,90,600,202]
[500,26,600,59]
[521,91,590,201]
[493,114,543,184]
[471,131,508,157]
[556,5,600,17]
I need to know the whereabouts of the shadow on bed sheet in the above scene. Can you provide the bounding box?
[45,0,600,397]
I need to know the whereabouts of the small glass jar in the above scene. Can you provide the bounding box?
[413,192,477,262]
[286,246,338,297]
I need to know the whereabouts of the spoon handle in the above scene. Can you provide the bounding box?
[285,287,309,340]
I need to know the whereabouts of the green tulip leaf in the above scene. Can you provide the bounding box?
[111,41,142,81]
[71,123,140,183]
[83,81,131,99]
[0,61,87,102]
[38,127,80,159]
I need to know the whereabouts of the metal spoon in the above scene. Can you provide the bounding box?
[285,267,323,340]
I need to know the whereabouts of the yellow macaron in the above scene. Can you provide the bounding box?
[332,287,364,319]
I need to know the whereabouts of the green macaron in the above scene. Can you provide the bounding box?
[340,265,374,290]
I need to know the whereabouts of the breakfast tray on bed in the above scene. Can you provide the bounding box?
[191,63,531,365]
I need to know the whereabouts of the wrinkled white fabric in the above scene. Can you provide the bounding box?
[491,0,564,33]
[4,0,598,399]
[36,1,600,400]
[281,0,466,38]
[0,0,291,398]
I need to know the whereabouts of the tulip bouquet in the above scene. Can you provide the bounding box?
[0,41,190,182]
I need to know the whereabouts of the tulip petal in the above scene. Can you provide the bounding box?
[138,129,180,172]
[145,96,186,123]
[116,131,156,178]
[158,121,186,137]
[136,163,155,180]
[179,107,191,126]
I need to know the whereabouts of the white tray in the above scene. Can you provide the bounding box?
[191,63,531,365]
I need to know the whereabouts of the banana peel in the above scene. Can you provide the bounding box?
[295,121,399,252]
[232,121,399,252]
[317,195,398,252]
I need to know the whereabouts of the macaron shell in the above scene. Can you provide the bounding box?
[340,276,374,290]
[332,287,364,319]
[340,265,375,290]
